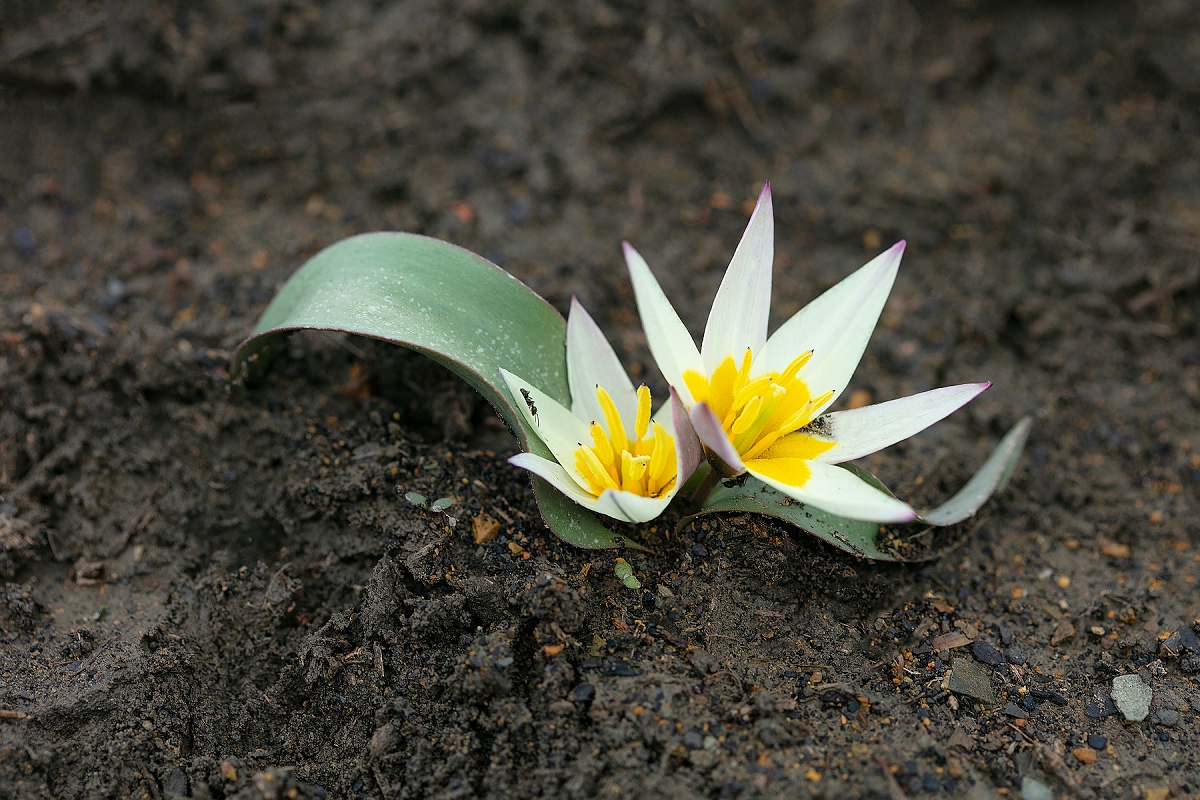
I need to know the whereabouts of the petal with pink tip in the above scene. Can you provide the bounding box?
[701,182,774,373]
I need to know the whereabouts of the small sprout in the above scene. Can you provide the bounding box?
[404,491,427,508]
[614,558,641,589]
[430,497,453,512]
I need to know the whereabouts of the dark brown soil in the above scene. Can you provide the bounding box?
[2,2,1198,798]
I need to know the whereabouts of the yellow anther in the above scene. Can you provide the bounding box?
[620,451,649,493]
[648,421,671,482]
[779,349,814,385]
[571,386,677,500]
[595,385,629,453]
[730,396,763,436]
[577,446,620,493]
[634,385,652,440]
[734,347,754,389]
[808,389,835,413]
[730,376,775,413]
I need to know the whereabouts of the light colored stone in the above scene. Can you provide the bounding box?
[1112,674,1153,722]
[1021,776,1053,800]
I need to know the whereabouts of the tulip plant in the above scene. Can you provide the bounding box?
[232,186,1028,561]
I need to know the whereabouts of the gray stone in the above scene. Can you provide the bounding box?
[1156,709,1180,727]
[948,657,997,705]
[1112,674,1153,722]
[1021,776,1054,800]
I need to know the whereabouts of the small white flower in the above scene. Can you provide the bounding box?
[623,183,989,523]
[502,299,701,523]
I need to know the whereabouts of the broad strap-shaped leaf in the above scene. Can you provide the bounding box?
[231,232,644,550]
[681,417,1031,561]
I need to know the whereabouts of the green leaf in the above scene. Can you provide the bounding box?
[231,232,641,550]
[681,417,1032,562]
[430,497,454,512]
[404,491,427,508]
[918,416,1032,526]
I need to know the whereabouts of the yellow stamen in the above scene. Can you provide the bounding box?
[779,349,814,385]
[634,385,651,440]
[571,386,677,500]
[588,422,618,483]
[730,396,762,436]
[647,421,670,486]
[576,445,620,493]
[692,347,839,488]
[735,347,753,388]
[595,385,629,453]
[620,451,649,493]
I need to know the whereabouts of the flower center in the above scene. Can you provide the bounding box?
[683,348,834,462]
[573,385,678,498]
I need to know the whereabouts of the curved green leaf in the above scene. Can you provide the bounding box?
[231,232,642,550]
[680,417,1032,561]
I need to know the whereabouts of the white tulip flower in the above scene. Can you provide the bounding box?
[623,183,989,523]
[502,299,701,523]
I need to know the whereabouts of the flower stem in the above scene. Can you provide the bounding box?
[687,465,721,513]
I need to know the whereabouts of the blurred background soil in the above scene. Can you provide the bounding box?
[1,1,1198,797]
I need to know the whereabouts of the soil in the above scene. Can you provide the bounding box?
[1,1,1198,798]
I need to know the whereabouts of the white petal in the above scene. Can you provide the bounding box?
[510,444,672,524]
[500,369,593,492]
[757,241,904,413]
[509,452,604,512]
[594,490,671,524]
[669,387,703,485]
[813,383,991,464]
[747,460,917,523]
[566,297,637,425]
[623,242,705,404]
[689,402,745,474]
[701,182,773,373]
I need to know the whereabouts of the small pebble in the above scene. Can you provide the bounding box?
[1178,626,1199,653]
[683,730,703,749]
[1006,647,1028,665]
[1072,746,1097,764]
[1156,709,1180,727]
[999,625,1014,645]
[1002,702,1029,719]
[1022,776,1053,800]
[1087,734,1108,750]
[570,683,595,703]
[1112,674,1152,722]
[971,640,1005,666]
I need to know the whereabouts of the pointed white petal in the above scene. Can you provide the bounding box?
[623,242,705,404]
[813,383,991,464]
[669,387,703,485]
[509,452,604,512]
[746,460,917,523]
[566,297,637,425]
[757,241,904,413]
[500,369,593,492]
[701,183,773,373]
[594,490,671,523]
[689,402,745,474]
